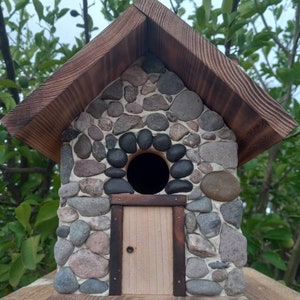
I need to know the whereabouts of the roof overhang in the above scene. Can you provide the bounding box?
[1,0,297,165]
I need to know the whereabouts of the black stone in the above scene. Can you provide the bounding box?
[107,149,128,168]
[119,132,137,153]
[166,144,186,162]
[61,144,74,184]
[105,167,126,178]
[170,160,193,178]
[153,134,171,151]
[209,261,230,269]
[104,178,134,194]
[61,128,80,142]
[105,134,117,149]
[142,53,166,73]
[92,141,106,161]
[165,179,193,194]
[74,134,92,159]
[137,129,153,150]
[86,98,107,118]
[101,79,123,100]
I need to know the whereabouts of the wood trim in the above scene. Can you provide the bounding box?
[172,206,186,296]
[109,205,123,295]
[111,194,186,206]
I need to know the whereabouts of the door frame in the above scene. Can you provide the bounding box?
[109,194,186,296]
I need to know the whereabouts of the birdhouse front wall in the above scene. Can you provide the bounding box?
[54,55,247,297]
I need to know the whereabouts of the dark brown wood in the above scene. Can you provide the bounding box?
[111,194,186,206]
[172,206,186,296]
[109,205,123,295]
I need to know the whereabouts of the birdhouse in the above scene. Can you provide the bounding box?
[2,0,297,298]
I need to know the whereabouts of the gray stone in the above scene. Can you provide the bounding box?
[113,114,142,135]
[202,132,216,140]
[69,220,90,247]
[107,148,128,168]
[188,187,203,200]
[86,98,107,118]
[61,128,80,142]
[125,102,143,114]
[92,141,106,162]
[142,54,165,73]
[185,212,197,233]
[121,65,148,87]
[186,279,222,296]
[107,101,124,117]
[217,127,236,140]
[60,144,74,184]
[220,224,247,267]
[58,182,80,198]
[198,162,213,174]
[209,261,230,269]
[74,160,106,177]
[56,225,70,238]
[105,167,126,178]
[157,70,184,95]
[199,141,238,168]
[79,178,103,196]
[101,79,123,100]
[170,160,193,178]
[54,239,74,265]
[186,198,212,213]
[183,133,201,148]
[74,112,92,132]
[80,279,108,294]
[225,268,245,296]
[124,85,138,103]
[190,169,202,184]
[57,207,79,223]
[137,129,153,150]
[86,215,111,231]
[119,132,137,153]
[187,234,217,258]
[54,267,79,294]
[88,125,103,141]
[169,123,189,141]
[105,134,117,149]
[200,171,240,202]
[141,81,156,95]
[153,134,171,151]
[74,134,92,159]
[86,231,110,255]
[98,117,113,131]
[67,197,110,217]
[148,73,160,83]
[166,144,186,162]
[198,110,224,131]
[69,248,109,279]
[221,199,243,228]
[143,94,169,111]
[212,269,228,282]
[186,149,201,163]
[104,178,134,194]
[170,90,203,121]
[187,120,199,132]
[186,257,209,278]
[197,212,221,238]
[146,113,169,131]
[165,179,193,194]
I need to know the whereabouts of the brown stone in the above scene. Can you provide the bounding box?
[187,234,217,258]
[74,160,106,177]
[141,81,156,95]
[121,65,148,86]
[86,231,110,255]
[169,123,189,141]
[57,207,79,223]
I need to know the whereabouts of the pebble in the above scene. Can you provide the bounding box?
[86,98,107,118]
[142,54,165,73]
[61,128,80,142]
[58,182,80,198]
[101,79,123,100]
[121,65,148,86]
[186,279,222,296]
[185,212,197,233]
[88,125,103,141]
[153,134,171,151]
[60,144,74,184]
[79,178,103,196]
[98,117,113,131]
[104,178,134,194]
[56,225,70,238]
[104,167,126,178]
[137,128,153,150]
[74,160,106,177]
[157,70,184,95]
[186,257,209,278]
[80,279,108,294]
[183,133,201,148]
[169,123,189,141]
[166,144,186,162]
[225,268,245,296]
[170,160,193,178]
[107,101,124,117]
[125,102,143,114]
[221,199,243,228]
[186,198,212,213]
[165,179,193,194]
[143,94,169,111]
[197,212,221,238]
[86,215,111,231]
[105,134,117,149]
[57,207,79,223]
[74,112,92,132]
[186,234,217,258]
[113,114,142,135]
[54,239,74,265]
[92,141,106,162]
[74,134,92,159]
[86,231,110,255]
[198,110,224,131]
[119,132,137,153]
[146,113,169,131]
[124,85,138,103]
[54,267,79,293]
[69,220,90,247]
[107,148,128,168]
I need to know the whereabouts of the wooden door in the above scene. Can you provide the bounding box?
[122,206,173,295]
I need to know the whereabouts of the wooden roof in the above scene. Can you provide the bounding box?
[1,0,297,165]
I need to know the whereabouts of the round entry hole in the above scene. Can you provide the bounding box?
[127,153,169,194]
[126,246,134,253]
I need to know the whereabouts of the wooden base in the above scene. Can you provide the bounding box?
[2,268,299,300]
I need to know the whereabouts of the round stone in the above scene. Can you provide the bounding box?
[142,54,165,73]
[105,167,126,178]
[86,98,107,118]
[125,102,143,114]
[170,160,193,178]
[186,149,201,163]
[54,239,74,265]
[62,128,80,142]
[74,160,106,177]
[88,125,103,141]
[143,94,169,111]
[137,129,153,150]
[186,257,209,278]
[86,231,110,255]
[105,134,117,149]
[74,134,92,159]
[190,169,202,184]
[86,215,111,231]
[113,114,142,135]
[169,123,189,141]
[104,178,134,194]
[166,144,186,162]
[157,70,184,95]
[198,110,224,131]
[98,117,113,131]
[200,171,240,202]
[189,187,203,200]
[57,207,79,223]
[202,132,216,140]
[79,178,103,196]
[212,269,228,282]
[170,90,203,121]
[107,101,124,117]
[186,279,222,296]
[187,234,217,258]
[107,149,128,168]
[183,133,201,148]
[209,261,230,269]
[121,65,148,87]
[165,179,193,194]
[142,82,157,96]
[186,197,212,213]
[74,112,92,132]
[56,225,70,238]
[54,267,79,294]
[101,79,123,100]
[119,132,137,153]
[197,212,221,238]
[124,85,138,103]
[69,220,90,247]
[225,268,245,296]
[80,279,108,294]
[58,182,80,198]
[146,113,169,131]
[185,212,197,233]
[92,141,106,162]
[221,199,243,228]
[153,134,172,151]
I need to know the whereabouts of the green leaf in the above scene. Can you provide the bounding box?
[34,200,59,229]
[263,228,292,241]
[57,8,69,19]
[7,221,25,248]
[261,251,287,271]
[203,0,211,20]
[221,0,233,13]
[0,79,19,89]
[0,264,10,283]
[15,0,29,11]
[21,235,41,270]
[32,0,44,20]
[9,255,25,287]
[15,202,32,233]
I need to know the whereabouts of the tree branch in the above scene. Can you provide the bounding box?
[83,0,90,43]
[0,165,47,174]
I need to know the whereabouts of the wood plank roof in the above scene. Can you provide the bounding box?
[1,0,297,165]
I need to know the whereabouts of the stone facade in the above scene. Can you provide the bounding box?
[54,54,247,297]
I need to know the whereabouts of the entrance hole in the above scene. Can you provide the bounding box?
[127,153,169,194]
